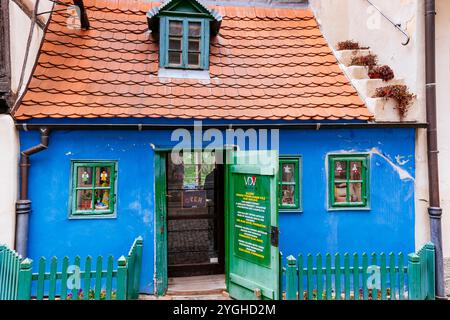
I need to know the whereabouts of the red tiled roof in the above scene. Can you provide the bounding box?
[14,0,373,121]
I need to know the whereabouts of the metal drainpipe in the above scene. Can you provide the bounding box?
[425,0,446,299]
[15,127,50,257]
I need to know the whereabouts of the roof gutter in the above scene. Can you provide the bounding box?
[425,0,445,299]
[15,122,428,131]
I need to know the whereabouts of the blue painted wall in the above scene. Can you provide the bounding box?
[20,124,416,294]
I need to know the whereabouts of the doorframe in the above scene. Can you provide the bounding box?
[154,147,231,296]
[154,151,168,296]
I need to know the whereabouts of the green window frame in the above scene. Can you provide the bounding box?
[159,16,210,70]
[278,156,302,212]
[70,161,117,218]
[328,154,369,209]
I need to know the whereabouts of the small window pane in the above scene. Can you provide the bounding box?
[188,39,200,52]
[281,163,295,183]
[96,167,111,187]
[334,182,347,203]
[188,53,200,67]
[169,52,182,65]
[169,21,183,36]
[169,37,182,50]
[334,161,347,180]
[188,22,201,37]
[94,189,111,211]
[281,185,295,206]
[350,161,362,180]
[76,190,93,211]
[77,167,93,187]
[349,183,362,202]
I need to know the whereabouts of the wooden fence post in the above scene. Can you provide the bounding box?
[278,252,283,300]
[17,258,33,300]
[286,255,297,300]
[424,243,436,300]
[116,256,127,300]
[127,236,143,300]
[408,253,421,300]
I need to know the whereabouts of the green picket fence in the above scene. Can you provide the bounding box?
[280,243,435,300]
[0,245,21,300]
[0,236,143,300]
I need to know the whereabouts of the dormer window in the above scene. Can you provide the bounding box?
[166,18,206,69]
[147,0,222,72]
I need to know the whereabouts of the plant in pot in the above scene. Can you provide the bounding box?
[368,65,395,82]
[336,40,361,51]
[373,85,416,120]
[350,54,378,70]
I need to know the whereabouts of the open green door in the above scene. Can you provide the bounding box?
[225,150,279,300]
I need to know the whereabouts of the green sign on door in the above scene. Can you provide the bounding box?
[233,174,271,267]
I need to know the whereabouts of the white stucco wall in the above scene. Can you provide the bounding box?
[9,0,52,97]
[0,115,18,247]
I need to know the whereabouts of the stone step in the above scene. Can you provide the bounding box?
[365,97,418,122]
[334,49,372,66]
[341,65,369,80]
[352,78,405,98]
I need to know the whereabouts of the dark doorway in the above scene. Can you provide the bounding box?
[166,151,225,277]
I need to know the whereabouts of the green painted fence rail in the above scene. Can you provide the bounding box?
[0,245,21,300]
[280,243,435,300]
[0,237,143,300]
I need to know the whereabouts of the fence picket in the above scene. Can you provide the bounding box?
[335,254,341,300]
[370,253,377,300]
[380,253,387,300]
[116,256,127,300]
[398,253,405,300]
[344,253,350,300]
[306,254,313,300]
[297,254,304,300]
[72,256,81,300]
[286,255,297,300]
[353,253,359,300]
[325,254,332,300]
[83,256,92,300]
[60,256,69,300]
[362,253,368,300]
[106,256,114,300]
[48,257,57,300]
[94,256,103,300]
[18,259,32,300]
[389,253,396,300]
[37,257,46,300]
[316,254,323,300]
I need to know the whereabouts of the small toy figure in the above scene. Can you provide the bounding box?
[81,171,89,183]
[100,170,108,182]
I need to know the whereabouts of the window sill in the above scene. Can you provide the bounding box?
[158,68,210,81]
[279,208,303,214]
[327,206,371,212]
[69,213,117,220]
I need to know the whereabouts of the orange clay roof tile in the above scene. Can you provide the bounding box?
[14,0,372,121]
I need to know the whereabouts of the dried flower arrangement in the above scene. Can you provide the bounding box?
[368,65,395,82]
[350,54,378,70]
[336,40,361,51]
[373,85,416,120]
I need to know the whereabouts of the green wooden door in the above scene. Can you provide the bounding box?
[225,150,279,300]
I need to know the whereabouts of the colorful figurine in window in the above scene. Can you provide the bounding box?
[100,170,108,183]
[81,171,89,184]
